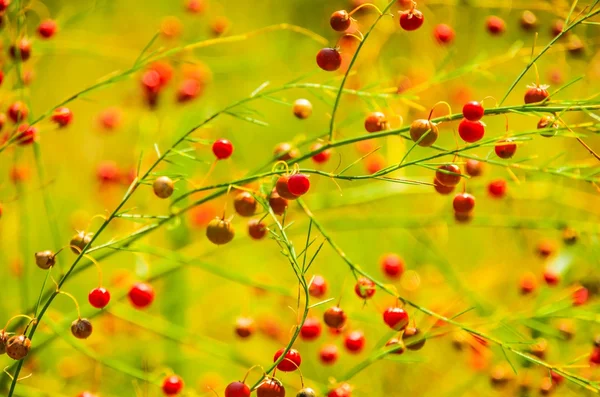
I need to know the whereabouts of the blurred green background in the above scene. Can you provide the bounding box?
[1,0,600,396]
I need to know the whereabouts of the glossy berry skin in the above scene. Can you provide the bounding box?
[590,348,600,365]
[8,101,28,123]
[38,19,57,38]
[300,317,322,341]
[35,250,55,269]
[520,272,537,295]
[485,181,505,200]
[453,193,475,213]
[51,107,73,127]
[486,16,505,35]
[206,217,235,245]
[88,287,111,309]
[153,176,175,199]
[495,139,517,159]
[293,98,312,119]
[354,277,376,299]
[248,219,267,240]
[212,139,233,159]
[6,334,31,360]
[257,378,285,397]
[287,174,310,196]
[269,191,288,216]
[409,119,438,146]
[364,112,387,133]
[323,306,347,329]
[328,384,352,397]
[71,318,93,339]
[273,347,301,371]
[70,231,92,254]
[434,24,455,44]
[311,143,331,164]
[573,286,589,306]
[435,164,461,187]
[524,86,549,104]
[225,381,251,397]
[297,388,317,397]
[383,307,409,331]
[458,119,485,143]
[434,178,455,195]
[380,253,404,278]
[403,326,426,350]
[385,338,406,354]
[465,159,483,177]
[162,375,184,395]
[399,9,424,31]
[319,344,338,365]
[0,0,10,11]
[276,175,298,200]
[330,10,351,32]
[128,282,155,309]
[235,317,255,338]
[309,275,327,297]
[344,331,365,353]
[316,48,342,72]
[462,101,484,121]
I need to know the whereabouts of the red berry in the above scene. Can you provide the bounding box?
[344,330,365,353]
[273,348,301,372]
[0,0,10,12]
[399,8,424,31]
[354,276,376,299]
[225,382,251,397]
[551,19,566,38]
[573,286,589,306]
[458,119,485,143]
[186,0,205,14]
[142,70,161,94]
[434,178,455,195]
[16,125,37,145]
[543,269,560,286]
[319,344,338,365]
[51,107,73,127]
[328,384,352,397]
[435,164,461,187]
[385,338,406,354]
[269,190,288,216]
[380,253,404,278]
[495,139,517,159]
[248,219,267,240]
[488,179,507,198]
[88,287,111,309]
[233,192,257,217]
[323,306,347,329]
[316,48,342,72]
[453,193,475,213]
[287,173,310,196]
[465,159,483,177]
[520,273,537,295]
[96,161,120,183]
[309,275,327,297]
[8,101,28,123]
[38,19,57,39]
[300,317,322,341]
[590,348,600,365]
[212,139,233,159]
[256,378,285,397]
[486,16,505,35]
[536,240,555,258]
[462,101,484,121]
[177,79,203,102]
[311,143,331,164]
[162,375,184,396]
[77,393,97,397]
[276,175,298,200]
[524,85,549,104]
[364,112,387,133]
[9,37,32,61]
[433,23,455,44]
[383,307,409,331]
[128,282,155,309]
[330,10,351,32]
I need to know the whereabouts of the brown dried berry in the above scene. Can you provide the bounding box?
[206,217,235,245]
[248,219,267,240]
[403,326,426,350]
[563,227,578,245]
[35,250,56,269]
[6,334,31,360]
[256,377,285,397]
[269,190,288,216]
[153,176,174,199]
[70,231,92,254]
[293,99,312,119]
[233,192,257,217]
[409,119,439,147]
[71,318,93,339]
[273,142,299,161]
